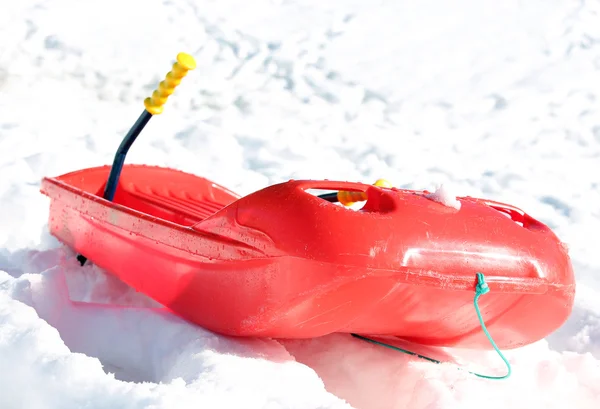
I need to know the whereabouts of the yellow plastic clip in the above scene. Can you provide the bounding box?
[338,178,392,206]
[143,52,197,115]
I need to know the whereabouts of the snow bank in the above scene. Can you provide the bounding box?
[285,336,600,409]
[0,250,351,409]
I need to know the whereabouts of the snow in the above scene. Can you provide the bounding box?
[425,184,462,210]
[1,0,599,408]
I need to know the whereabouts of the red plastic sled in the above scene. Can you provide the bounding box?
[40,164,575,350]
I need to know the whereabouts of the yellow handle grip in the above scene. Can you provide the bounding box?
[338,178,392,206]
[143,52,197,115]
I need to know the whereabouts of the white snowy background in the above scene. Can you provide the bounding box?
[1,0,599,408]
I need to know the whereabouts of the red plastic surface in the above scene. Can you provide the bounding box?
[40,164,575,349]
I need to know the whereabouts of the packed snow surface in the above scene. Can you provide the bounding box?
[1,0,600,408]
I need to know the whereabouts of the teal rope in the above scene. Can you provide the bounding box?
[351,272,512,380]
[472,272,512,380]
